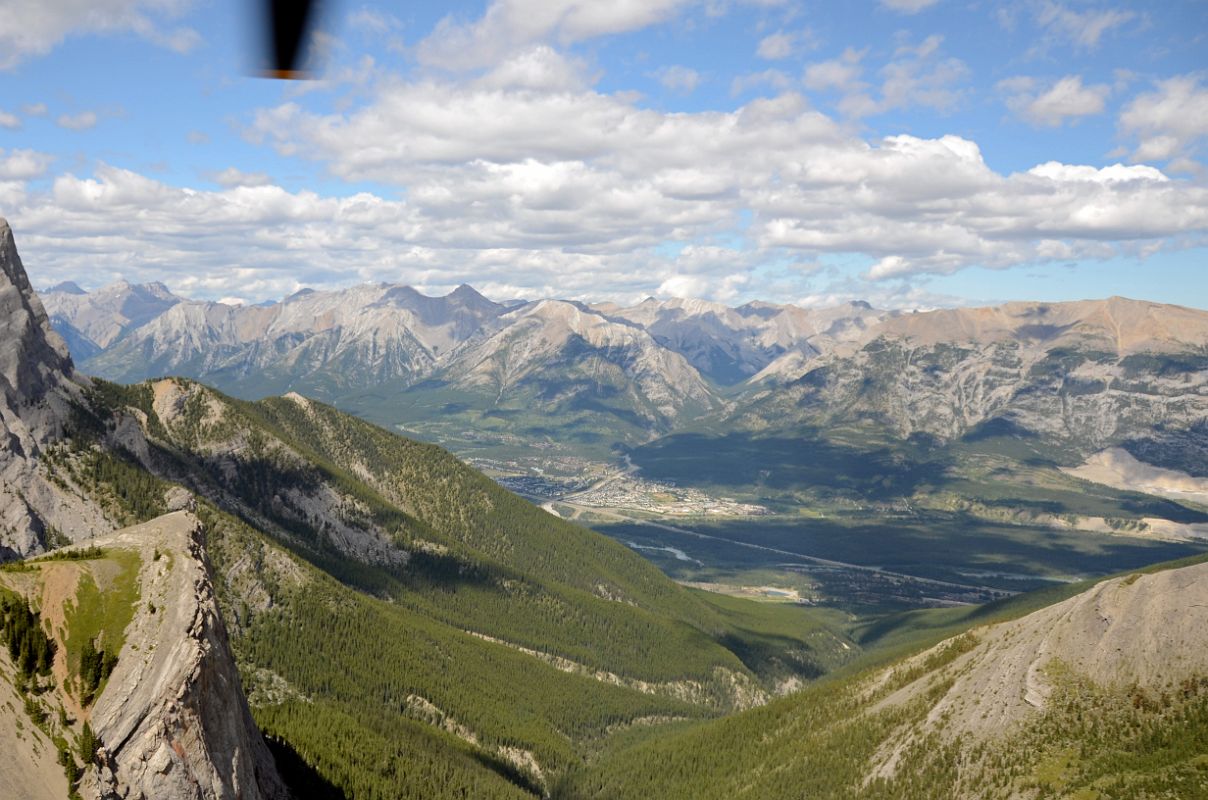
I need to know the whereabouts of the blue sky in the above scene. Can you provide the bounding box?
[0,0,1206,308]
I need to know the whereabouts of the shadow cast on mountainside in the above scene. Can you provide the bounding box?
[1119,497,1208,524]
[265,735,349,800]
[745,514,1206,583]
[627,431,948,500]
[469,751,544,797]
[714,631,825,682]
[601,511,1208,601]
[961,417,1037,442]
[1122,420,1208,478]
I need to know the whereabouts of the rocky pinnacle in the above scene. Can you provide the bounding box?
[0,218,73,405]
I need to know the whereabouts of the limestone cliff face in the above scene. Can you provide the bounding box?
[80,511,290,800]
[0,218,109,557]
[0,217,73,408]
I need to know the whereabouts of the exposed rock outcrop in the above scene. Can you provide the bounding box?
[79,511,289,800]
[0,218,109,557]
[876,560,1208,743]
[0,217,73,408]
[41,279,180,351]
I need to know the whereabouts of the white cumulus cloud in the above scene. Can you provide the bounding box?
[802,48,865,92]
[756,29,817,60]
[416,0,694,70]
[1003,74,1110,127]
[208,167,274,188]
[1119,75,1208,163]
[0,149,55,180]
[827,36,967,119]
[657,65,702,94]
[730,69,791,97]
[0,0,200,69]
[8,58,1208,299]
[206,78,1208,284]
[1036,2,1134,50]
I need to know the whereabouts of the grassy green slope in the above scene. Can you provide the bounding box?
[0,545,143,795]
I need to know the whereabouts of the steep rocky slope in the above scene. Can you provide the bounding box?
[601,297,886,384]
[41,280,181,355]
[877,560,1208,742]
[873,296,1208,353]
[439,299,721,429]
[0,218,110,556]
[598,297,819,385]
[2,220,288,799]
[0,512,288,800]
[81,512,288,800]
[0,219,74,407]
[0,647,68,800]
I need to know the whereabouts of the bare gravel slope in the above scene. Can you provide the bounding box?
[879,560,1208,742]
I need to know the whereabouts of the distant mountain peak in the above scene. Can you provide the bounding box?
[96,278,178,298]
[876,296,1208,354]
[446,283,496,307]
[46,280,87,295]
[144,280,175,298]
[285,287,316,302]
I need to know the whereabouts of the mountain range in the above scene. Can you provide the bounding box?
[4,218,1208,799]
[44,280,877,392]
[43,276,1208,476]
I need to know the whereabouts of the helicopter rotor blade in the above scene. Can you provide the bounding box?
[264,0,318,79]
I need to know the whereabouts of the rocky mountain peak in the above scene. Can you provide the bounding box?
[46,280,87,295]
[0,220,108,557]
[141,280,176,299]
[0,218,73,405]
[284,287,315,303]
[446,282,499,311]
[40,276,184,351]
